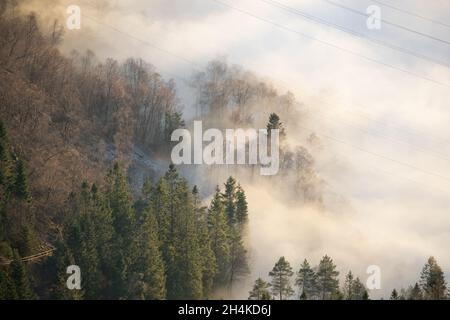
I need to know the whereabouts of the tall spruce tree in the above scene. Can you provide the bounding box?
[316,255,339,300]
[269,256,294,300]
[248,278,271,300]
[390,289,399,300]
[164,165,203,299]
[0,267,17,299]
[408,283,423,300]
[222,177,237,224]
[193,186,217,298]
[419,256,447,300]
[208,186,231,287]
[295,259,317,300]
[132,209,166,300]
[10,251,35,299]
[0,120,14,193]
[13,160,29,200]
[235,184,248,225]
[228,227,249,291]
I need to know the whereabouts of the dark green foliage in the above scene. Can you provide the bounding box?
[420,256,447,300]
[0,267,17,299]
[316,255,339,300]
[390,289,399,300]
[208,187,231,287]
[343,271,368,300]
[235,184,248,224]
[0,120,14,192]
[10,251,35,299]
[269,256,294,300]
[13,160,29,200]
[222,177,237,224]
[248,278,271,300]
[295,259,317,300]
[266,113,286,138]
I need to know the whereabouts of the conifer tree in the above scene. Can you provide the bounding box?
[295,259,317,300]
[351,277,368,300]
[208,186,231,287]
[235,184,248,225]
[0,267,17,299]
[248,278,271,300]
[193,186,217,298]
[343,271,354,300]
[269,256,294,300]
[48,240,83,300]
[104,164,136,298]
[316,255,339,300]
[390,289,399,300]
[419,256,447,300]
[0,120,14,193]
[10,251,35,299]
[408,283,422,300]
[222,176,237,224]
[228,227,249,291]
[132,210,166,299]
[13,159,29,200]
[163,165,203,299]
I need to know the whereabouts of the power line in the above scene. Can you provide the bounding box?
[297,123,450,183]
[309,107,450,164]
[371,0,450,29]
[71,2,450,184]
[259,0,450,69]
[209,0,450,88]
[322,0,450,45]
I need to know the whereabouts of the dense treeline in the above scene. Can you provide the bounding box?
[389,256,448,300]
[1,118,249,298]
[249,255,448,300]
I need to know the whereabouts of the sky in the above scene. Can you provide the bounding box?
[21,0,450,298]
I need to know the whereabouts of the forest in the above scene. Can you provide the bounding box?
[248,255,448,300]
[0,0,448,300]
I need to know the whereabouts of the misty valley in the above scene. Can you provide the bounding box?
[1,0,449,303]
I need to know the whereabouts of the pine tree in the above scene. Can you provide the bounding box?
[408,283,423,300]
[248,278,271,300]
[10,251,35,299]
[163,165,203,299]
[151,177,171,263]
[0,267,17,299]
[48,240,83,300]
[266,113,286,138]
[193,186,217,299]
[228,227,249,291]
[295,259,317,300]
[419,256,447,300]
[19,225,36,257]
[89,183,114,296]
[235,184,248,225]
[208,186,231,287]
[343,271,354,300]
[222,176,237,224]
[104,163,136,298]
[269,256,294,300]
[352,277,368,300]
[316,255,339,300]
[132,210,166,299]
[390,289,399,300]
[0,120,14,192]
[13,159,30,200]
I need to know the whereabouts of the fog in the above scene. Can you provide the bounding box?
[20,0,450,299]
